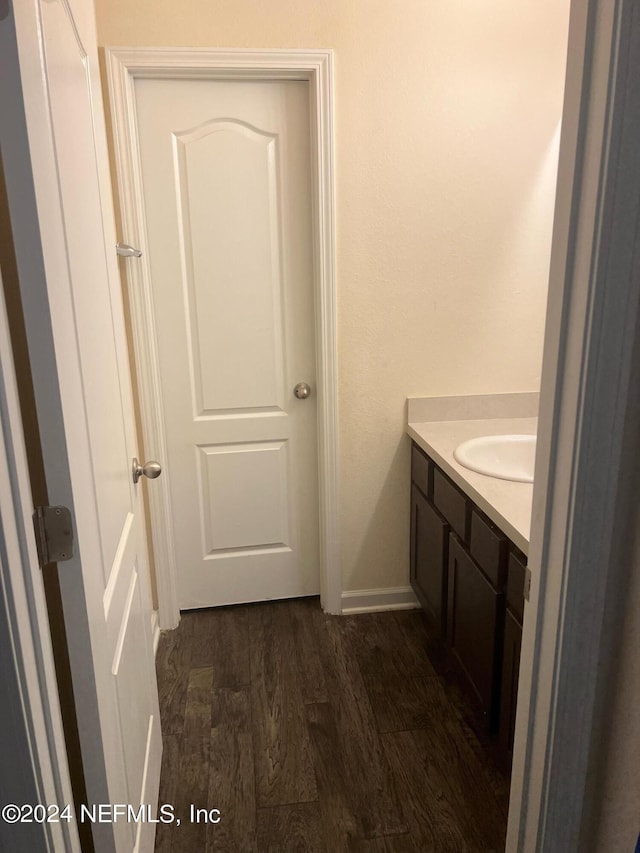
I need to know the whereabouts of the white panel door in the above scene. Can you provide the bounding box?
[133,79,319,608]
[1,1,161,851]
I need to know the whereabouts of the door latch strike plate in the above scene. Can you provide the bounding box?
[524,566,532,602]
[32,506,74,567]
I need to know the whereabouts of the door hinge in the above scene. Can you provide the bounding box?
[524,566,532,602]
[32,506,74,568]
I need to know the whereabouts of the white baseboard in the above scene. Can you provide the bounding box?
[340,586,419,615]
[151,610,161,656]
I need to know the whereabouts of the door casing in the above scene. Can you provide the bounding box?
[508,0,640,847]
[106,48,340,627]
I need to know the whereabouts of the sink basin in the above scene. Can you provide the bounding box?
[453,434,536,483]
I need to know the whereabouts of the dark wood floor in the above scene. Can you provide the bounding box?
[154,598,509,853]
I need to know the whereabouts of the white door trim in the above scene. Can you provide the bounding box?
[508,0,640,848]
[106,48,340,626]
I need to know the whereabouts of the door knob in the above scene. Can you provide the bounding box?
[132,458,162,484]
[293,382,311,400]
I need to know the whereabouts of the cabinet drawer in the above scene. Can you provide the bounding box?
[507,550,527,623]
[447,534,503,728]
[433,468,468,541]
[470,509,507,588]
[411,443,431,498]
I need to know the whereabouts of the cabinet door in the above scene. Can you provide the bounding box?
[410,485,449,637]
[447,534,504,728]
[507,550,527,623]
[498,608,522,761]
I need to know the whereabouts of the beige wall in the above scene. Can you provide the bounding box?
[95,0,569,593]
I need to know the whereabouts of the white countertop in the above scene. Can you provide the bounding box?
[407,417,537,554]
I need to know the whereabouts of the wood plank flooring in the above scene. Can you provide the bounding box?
[154,598,508,852]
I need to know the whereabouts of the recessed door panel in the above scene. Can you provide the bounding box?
[111,570,147,796]
[174,120,285,415]
[198,441,290,554]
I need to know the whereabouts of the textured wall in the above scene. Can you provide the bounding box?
[95,0,569,593]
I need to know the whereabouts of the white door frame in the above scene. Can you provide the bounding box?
[508,0,640,848]
[106,48,340,627]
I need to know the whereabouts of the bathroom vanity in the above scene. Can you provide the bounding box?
[407,397,537,763]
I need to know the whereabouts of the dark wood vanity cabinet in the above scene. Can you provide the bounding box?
[410,483,449,637]
[410,444,451,637]
[447,534,504,728]
[409,440,526,752]
[499,609,522,759]
[498,550,526,761]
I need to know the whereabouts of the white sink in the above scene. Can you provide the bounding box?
[453,434,537,483]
